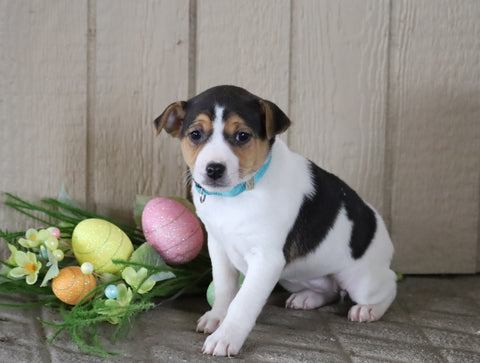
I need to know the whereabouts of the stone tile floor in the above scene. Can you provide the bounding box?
[1,275,479,362]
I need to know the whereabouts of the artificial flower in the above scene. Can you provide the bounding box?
[9,251,42,284]
[6,244,18,265]
[18,228,53,249]
[18,229,42,248]
[122,267,155,294]
[37,229,52,241]
[99,283,133,324]
[0,244,18,278]
[107,283,132,306]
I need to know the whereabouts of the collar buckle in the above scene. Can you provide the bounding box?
[245,177,255,191]
[199,187,207,203]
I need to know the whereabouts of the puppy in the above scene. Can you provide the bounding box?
[154,85,396,356]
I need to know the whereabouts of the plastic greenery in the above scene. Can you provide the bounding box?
[0,192,211,357]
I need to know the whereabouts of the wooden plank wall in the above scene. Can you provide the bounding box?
[389,1,480,273]
[0,0,88,226]
[1,0,479,273]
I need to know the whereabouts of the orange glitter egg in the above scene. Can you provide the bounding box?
[52,266,96,305]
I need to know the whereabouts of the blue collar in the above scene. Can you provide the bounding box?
[194,153,272,202]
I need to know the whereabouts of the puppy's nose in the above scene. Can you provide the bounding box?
[206,163,226,180]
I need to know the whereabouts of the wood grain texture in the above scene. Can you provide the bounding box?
[92,0,189,222]
[289,0,390,215]
[389,0,480,273]
[196,0,291,112]
[1,1,479,273]
[0,0,88,234]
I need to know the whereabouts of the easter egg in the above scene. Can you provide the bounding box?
[52,266,96,305]
[142,197,203,265]
[206,274,245,307]
[168,196,197,215]
[206,280,215,307]
[72,219,134,274]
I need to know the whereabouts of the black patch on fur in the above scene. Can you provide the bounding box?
[181,85,269,139]
[283,161,377,263]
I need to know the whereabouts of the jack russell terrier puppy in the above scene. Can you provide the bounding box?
[154,85,396,356]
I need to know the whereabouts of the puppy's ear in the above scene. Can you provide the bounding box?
[154,101,187,138]
[259,99,291,140]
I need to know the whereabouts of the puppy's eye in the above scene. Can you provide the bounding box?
[235,132,251,144]
[189,130,202,143]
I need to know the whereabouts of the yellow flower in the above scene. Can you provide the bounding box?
[122,267,155,294]
[9,251,42,285]
[19,229,44,248]
[6,244,18,265]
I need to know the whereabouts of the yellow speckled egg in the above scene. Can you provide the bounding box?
[72,218,134,274]
[52,266,96,305]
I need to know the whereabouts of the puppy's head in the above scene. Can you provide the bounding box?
[154,85,291,192]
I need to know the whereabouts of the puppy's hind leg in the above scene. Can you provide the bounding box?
[286,289,338,310]
[282,276,339,310]
[340,267,397,322]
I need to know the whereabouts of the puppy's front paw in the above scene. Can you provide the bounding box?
[196,310,224,334]
[202,325,244,357]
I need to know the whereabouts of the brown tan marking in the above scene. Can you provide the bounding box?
[224,115,270,179]
[259,99,291,139]
[180,114,213,170]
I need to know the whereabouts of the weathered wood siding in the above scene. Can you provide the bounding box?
[1,0,479,273]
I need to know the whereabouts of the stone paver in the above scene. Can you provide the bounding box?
[1,275,479,362]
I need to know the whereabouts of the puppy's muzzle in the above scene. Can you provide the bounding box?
[206,162,226,181]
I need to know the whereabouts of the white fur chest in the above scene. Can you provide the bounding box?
[192,140,312,274]
[194,187,292,274]
[196,197,265,274]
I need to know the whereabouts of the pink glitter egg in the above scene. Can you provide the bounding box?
[142,197,203,265]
